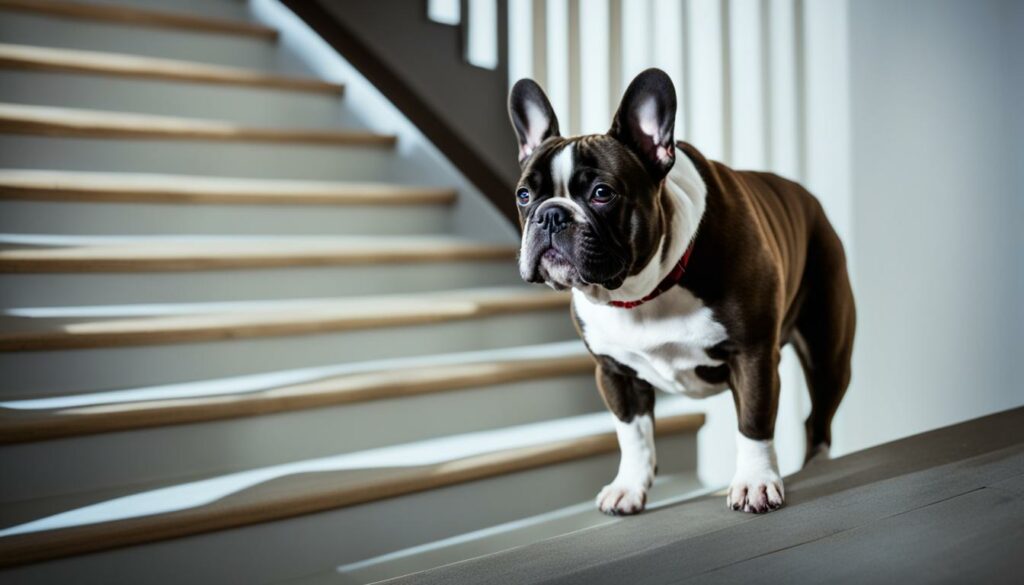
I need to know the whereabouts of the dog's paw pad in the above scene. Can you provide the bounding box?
[596,483,647,516]
[727,476,784,514]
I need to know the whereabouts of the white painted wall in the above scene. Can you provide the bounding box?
[835,0,1024,454]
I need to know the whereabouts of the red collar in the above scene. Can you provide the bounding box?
[608,243,694,309]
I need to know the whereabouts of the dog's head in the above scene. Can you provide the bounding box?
[508,68,678,294]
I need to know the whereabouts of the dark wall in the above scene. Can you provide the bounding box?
[281,0,521,223]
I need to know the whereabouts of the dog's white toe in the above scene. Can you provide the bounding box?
[596,483,648,515]
[727,473,784,513]
[729,433,785,513]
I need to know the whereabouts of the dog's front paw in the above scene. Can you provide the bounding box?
[596,483,648,516]
[727,471,784,513]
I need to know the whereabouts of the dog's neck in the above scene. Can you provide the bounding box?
[575,147,707,305]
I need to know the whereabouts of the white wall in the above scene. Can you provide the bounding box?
[835,0,1024,454]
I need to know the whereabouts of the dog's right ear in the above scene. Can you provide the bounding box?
[508,79,560,165]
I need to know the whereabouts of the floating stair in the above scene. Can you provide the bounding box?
[0,234,515,272]
[0,171,455,206]
[0,408,704,570]
[0,103,396,146]
[0,0,279,39]
[0,287,567,351]
[0,43,342,94]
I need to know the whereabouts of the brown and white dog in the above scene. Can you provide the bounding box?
[508,69,855,515]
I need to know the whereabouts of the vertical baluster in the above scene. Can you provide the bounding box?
[620,0,654,91]
[652,0,687,140]
[768,0,800,179]
[608,0,623,117]
[686,0,729,161]
[579,0,611,134]
[729,0,768,169]
[466,0,499,69]
[428,0,462,25]
[531,0,548,91]
[508,0,533,85]
[567,0,581,134]
[545,0,571,127]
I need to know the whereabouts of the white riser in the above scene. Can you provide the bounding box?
[70,0,257,22]
[0,12,279,70]
[0,263,520,307]
[0,71,357,128]
[0,435,698,585]
[0,311,578,397]
[0,136,396,182]
[0,200,452,236]
[0,375,604,502]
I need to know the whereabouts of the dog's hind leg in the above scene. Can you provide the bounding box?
[793,211,856,466]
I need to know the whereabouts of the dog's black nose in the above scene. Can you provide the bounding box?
[537,205,571,234]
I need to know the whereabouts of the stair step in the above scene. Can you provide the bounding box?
[330,475,708,585]
[0,0,278,40]
[0,343,601,504]
[0,407,705,569]
[0,234,513,273]
[0,103,396,146]
[0,342,594,443]
[0,286,567,352]
[0,43,342,94]
[0,171,458,236]
[0,289,576,398]
[0,262,522,307]
[0,170,455,206]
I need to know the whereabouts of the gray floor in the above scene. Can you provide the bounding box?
[387,407,1024,585]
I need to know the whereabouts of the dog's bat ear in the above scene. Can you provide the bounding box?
[508,79,561,166]
[608,68,677,179]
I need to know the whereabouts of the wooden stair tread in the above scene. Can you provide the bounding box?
[0,287,569,351]
[0,410,705,567]
[0,345,595,443]
[0,43,343,94]
[0,170,457,206]
[0,234,515,272]
[0,0,278,40]
[0,103,397,146]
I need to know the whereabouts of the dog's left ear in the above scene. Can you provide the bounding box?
[508,79,560,165]
[609,68,677,179]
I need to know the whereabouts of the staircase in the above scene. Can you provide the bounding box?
[0,1,705,583]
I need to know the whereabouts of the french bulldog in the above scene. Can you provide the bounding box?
[508,68,855,515]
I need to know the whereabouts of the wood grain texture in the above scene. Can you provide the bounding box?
[0,412,704,567]
[0,288,569,351]
[0,235,515,272]
[0,43,342,94]
[0,0,279,40]
[0,170,457,206]
[0,104,397,146]
[0,354,596,443]
[390,408,1024,585]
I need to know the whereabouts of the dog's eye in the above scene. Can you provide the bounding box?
[516,188,531,206]
[590,185,615,205]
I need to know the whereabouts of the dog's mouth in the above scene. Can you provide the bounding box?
[536,247,579,290]
[520,223,630,291]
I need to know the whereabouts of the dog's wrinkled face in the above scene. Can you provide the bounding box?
[508,69,679,293]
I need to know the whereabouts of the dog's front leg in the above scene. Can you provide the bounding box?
[594,360,656,515]
[727,349,785,513]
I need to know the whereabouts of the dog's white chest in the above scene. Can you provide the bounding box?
[573,287,730,398]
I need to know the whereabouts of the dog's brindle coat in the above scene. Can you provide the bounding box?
[509,69,854,515]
